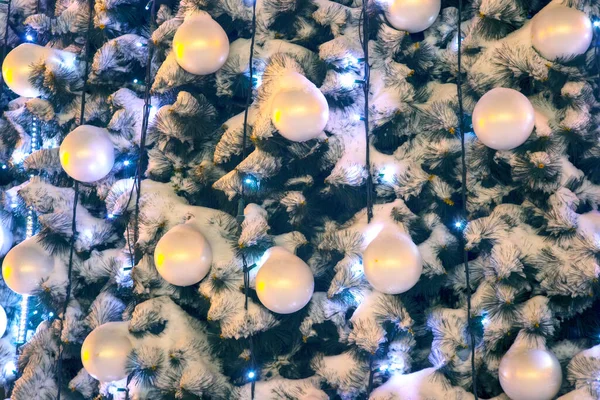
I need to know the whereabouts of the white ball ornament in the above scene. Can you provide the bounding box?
[531,6,592,62]
[81,322,133,382]
[154,224,213,286]
[0,305,7,338]
[173,13,230,75]
[256,246,314,314]
[385,0,441,33]
[499,349,562,400]
[271,82,329,142]
[0,223,13,257]
[363,230,422,294]
[2,43,76,97]
[2,240,54,295]
[59,125,115,183]
[2,44,49,97]
[472,88,535,151]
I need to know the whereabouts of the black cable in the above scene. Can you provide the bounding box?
[0,0,12,100]
[456,1,478,398]
[362,1,373,223]
[239,1,258,398]
[55,0,94,397]
[361,2,376,395]
[133,0,157,256]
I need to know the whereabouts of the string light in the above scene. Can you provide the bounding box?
[379,166,396,183]
[16,296,29,343]
[133,78,139,84]
[107,213,115,219]
[593,20,600,28]
[123,160,130,166]
[1,164,6,169]
[454,220,464,229]
[25,34,33,42]
[340,73,357,88]
[247,371,256,379]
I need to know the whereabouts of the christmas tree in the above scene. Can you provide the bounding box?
[1,0,600,399]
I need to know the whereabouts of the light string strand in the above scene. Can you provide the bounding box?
[238,0,258,398]
[456,0,478,398]
[123,2,157,398]
[133,0,157,255]
[360,1,376,396]
[0,0,12,99]
[55,0,94,397]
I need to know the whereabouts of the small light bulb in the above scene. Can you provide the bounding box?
[339,73,356,88]
[133,79,139,84]
[49,312,54,317]
[594,20,600,27]
[124,160,130,166]
[245,178,253,184]
[247,371,256,379]
[454,221,463,228]
[136,42,143,47]
[108,213,115,219]
[26,34,33,41]
[1,164,6,169]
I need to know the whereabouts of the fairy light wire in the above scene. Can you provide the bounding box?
[359,2,377,395]
[55,0,94,397]
[238,0,258,398]
[456,0,478,398]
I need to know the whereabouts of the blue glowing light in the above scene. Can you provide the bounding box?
[247,371,256,379]
[25,34,33,42]
[594,20,600,28]
[124,160,130,166]
[133,79,139,84]
[454,221,463,229]
[108,213,115,219]
[1,164,6,170]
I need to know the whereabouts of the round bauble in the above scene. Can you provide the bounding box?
[154,224,213,286]
[81,321,132,382]
[173,13,229,75]
[499,349,562,400]
[59,125,115,183]
[472,88,535,151]
[0,305,6,338]
[531,6,592,62]
[385,0,441,33]
[0,222,13,257]
[2,240,54,295]
[363,231,422,294]
[271,84,329,142]
[256,246,314,314]
[2,44,50,97]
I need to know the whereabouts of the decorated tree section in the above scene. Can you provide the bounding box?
[0,1,599,400]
